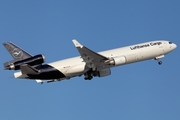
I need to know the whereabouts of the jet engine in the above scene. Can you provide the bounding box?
[4,54,46,70]
[105,56,126,66]
[93,68,111,77]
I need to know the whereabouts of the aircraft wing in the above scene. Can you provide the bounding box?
[72,39,110,70]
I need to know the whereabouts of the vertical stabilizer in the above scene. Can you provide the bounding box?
[3,42,32,60]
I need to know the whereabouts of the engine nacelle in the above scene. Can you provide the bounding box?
[105,56,126,66]
[4,54,46,70]
[96,68,111,77]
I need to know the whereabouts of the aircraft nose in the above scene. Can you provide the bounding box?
[173,43,177,49]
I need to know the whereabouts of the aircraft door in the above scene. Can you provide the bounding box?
[159,42,166,53]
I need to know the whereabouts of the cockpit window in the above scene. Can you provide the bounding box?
[169,42,173,44]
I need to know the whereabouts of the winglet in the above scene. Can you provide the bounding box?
[72,39,83,48]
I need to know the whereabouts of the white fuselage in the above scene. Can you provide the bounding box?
[44,40,176,80]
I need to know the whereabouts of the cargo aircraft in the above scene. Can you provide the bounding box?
[3,40,177,83]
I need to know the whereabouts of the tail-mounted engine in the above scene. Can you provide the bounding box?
[4,54,46,70]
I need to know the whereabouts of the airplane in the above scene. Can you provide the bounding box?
[3,40,177,84]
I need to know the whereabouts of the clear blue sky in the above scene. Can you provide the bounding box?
[0,0,180,120]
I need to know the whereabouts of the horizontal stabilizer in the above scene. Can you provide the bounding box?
[20,64,39,75]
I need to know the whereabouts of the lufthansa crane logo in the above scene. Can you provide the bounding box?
[12,48,23,58]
